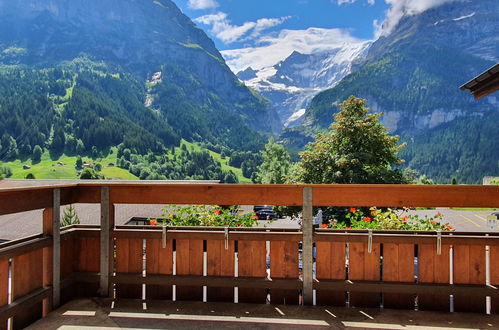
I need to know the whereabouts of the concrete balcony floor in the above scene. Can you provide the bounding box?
[27,298,499,330]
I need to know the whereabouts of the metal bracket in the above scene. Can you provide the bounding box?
[367,229,373,253]
[162,226,168,249]
[224,227,229,250]
[436,230,442,255]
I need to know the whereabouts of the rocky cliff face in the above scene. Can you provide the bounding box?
[0,0,281,134]
[237,42,369,128]
[305,0,499,132]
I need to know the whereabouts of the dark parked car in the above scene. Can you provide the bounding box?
[492,212,499,220]
[253,205,277,220]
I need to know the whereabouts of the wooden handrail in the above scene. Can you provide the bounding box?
[1,182,499,215]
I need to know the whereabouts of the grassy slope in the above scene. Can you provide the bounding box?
[1,142,251,182]
[1,147,138,180]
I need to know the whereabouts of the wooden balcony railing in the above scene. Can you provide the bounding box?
[1,182,499,329]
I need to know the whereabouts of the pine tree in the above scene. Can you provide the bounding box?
[61,204,81,227]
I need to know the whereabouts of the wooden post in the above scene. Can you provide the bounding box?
[302,186,313,305]
[52,189,61,308]
[42,208,53,316]
[99,187,110,296]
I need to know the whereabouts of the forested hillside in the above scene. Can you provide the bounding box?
[0,0,279,181]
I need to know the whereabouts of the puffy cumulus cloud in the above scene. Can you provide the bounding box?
[194,12,290,44]
[221,27,368,73]
[188,0,219,10]
[377,0,458,36]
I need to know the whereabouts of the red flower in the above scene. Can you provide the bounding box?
[346,226,351,230]
[252,215,259,220]
[364,217,372,222]
[445,225,453,231]
[321,224,328,229]
[149,219,158,226]
[370,210,376,217]
[435,212,442,217]
[402,216,408,223]
[349,208,357,213]
[430,220,438,225]
[214,209,222,215]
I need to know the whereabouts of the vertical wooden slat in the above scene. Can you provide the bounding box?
[418,244,450,311]
[490,246,499,314]
[316,242,346,306]
[42,208,53,317]
[238,240,267,303]
[115,238,143,299]
[52,189,60,308]
[270,241,299,305]
[349,242,381,308]
[99,187,110,297]
[383,243,415,309]
[146,238,173,300]
[453,245,486,313]
[175,239,203,301]
[302,186,314,305]
[12,250,43,330]
[75,236,100,297]
[59,234,75,304]
[0,260,8,330]
[206,240,235,302]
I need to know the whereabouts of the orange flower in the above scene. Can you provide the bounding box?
[346,226,351,230]
[370,210,376,217]
[430,220,438,225]
[402,216,408,223]
[445,225,453,231]
[349,208,357,213]
[252,215,259,220]
[149,219,158,226]
[214,209,222,215]
[364,217,372,222]
[321,224,328,229]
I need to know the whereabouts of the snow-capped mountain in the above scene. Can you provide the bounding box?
[237,42,371,127]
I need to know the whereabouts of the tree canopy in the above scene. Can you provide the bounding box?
[256,139,291,184]
[298,96,408,184]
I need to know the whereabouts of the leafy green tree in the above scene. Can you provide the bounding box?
[80,168,98,179]
[223,170,238,183]
[0,166,12,179]
[94,163,102,172]
[257,139,291,184]
[32,145,43,163]
[298,96,408,184]
[25,173,36,179]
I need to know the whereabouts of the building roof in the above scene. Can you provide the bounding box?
[460,63,499,100]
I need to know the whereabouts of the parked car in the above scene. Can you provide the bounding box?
[492,211,499,220]
[253,205,277,220]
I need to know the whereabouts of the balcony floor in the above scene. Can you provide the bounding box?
[26,298,499,330]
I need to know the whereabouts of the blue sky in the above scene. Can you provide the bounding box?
[170,0,454,72]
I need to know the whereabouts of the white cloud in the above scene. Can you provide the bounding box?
[188,0,219,10]
[194,12,290,44]
[338,0,459,37]
[221,27,368,73]
[378,0,459,36]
